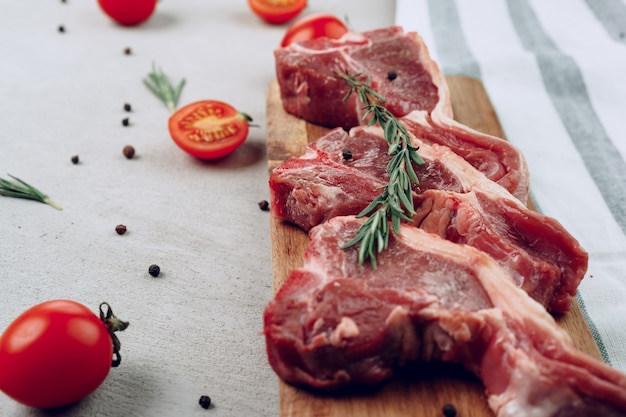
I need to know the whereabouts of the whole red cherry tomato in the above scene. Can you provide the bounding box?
[97,0,157,26]
[0,300,128,408]
[280,13,349,47]
[248,0,307,24]
[168,100,252,160]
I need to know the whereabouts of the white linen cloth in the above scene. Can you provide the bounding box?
[396,0,626,372]
[0,1,394,416]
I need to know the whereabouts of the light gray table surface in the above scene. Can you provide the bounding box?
[0,1,395,416]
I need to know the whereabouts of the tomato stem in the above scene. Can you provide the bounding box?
[240,112,260,127]
[99,302,130,368]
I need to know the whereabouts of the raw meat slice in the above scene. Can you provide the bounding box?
[274,26,529,202]
[263,216,626,416]
[275,26,452,130]
[269,126,587,313]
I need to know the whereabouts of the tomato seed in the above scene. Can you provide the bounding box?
[123,145,135,159]
[198,395,211,409]
[258,200,270,211]
[115,224,127,235]
[71,155,79,164]
[442,403,457,417]
[148,264,160,277]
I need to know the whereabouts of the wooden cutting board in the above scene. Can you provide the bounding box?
[265,76,602,417]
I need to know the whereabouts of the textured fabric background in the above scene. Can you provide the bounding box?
[396,0,626,372]
[0,1,394,416]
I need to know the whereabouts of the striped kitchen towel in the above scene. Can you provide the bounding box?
[396,0,626,371]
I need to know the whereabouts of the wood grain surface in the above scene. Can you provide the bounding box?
[266,76,602,417]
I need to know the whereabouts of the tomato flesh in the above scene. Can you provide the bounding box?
[97,0,157,26]
[248,0,307,24]
[280,13,349,47]
[0,300,113,408]
[168,100,250,160]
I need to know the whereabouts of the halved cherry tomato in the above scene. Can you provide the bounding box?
[168,100,252,160]
[248,0,307,24]
[0,300,128,409]
[97,0,157,26]
[280,13,349,47]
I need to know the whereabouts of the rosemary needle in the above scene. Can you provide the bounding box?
[143,62,186,114]
[0,174,61,210]
[336,71,424,269]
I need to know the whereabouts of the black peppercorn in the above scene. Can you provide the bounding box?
[342,148,353,160]
[124,47,132,55]
[198,395,211,409]
[71,155,79,165]
[442,403,457,417]
[258,200,270,211]
[122,117,130,127]
[58,25,65,33]
[124,103,132,112]
[115,224,127,235]
[123,145,135,159]
[148,264,160,277]
[387,70,397,81]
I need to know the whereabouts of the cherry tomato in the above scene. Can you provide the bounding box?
[0,300,127,408]
[97,0,157,26]
[280,13,349,47]
[248,0,307,24]
[168,100,252,160]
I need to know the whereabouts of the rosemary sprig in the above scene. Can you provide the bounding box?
[0,174,61,210]
[143,62,186,113]
[337,71,424,269]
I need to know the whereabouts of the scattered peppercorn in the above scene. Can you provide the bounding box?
[123,145,135,159]
[198,395,211,409]
[620,31,625,39]
[71,155,79,165]
[58,25,65,33]
[387,70,397,81]
[124,103,132,112]
[342,148,353,160]
[124,47,132,55]
[442,403,457,417]
[148,264,160,277]
[258,200,270,211]
[122,117,130,127]
[115,224,127,235]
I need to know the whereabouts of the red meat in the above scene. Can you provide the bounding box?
[274,26,528,202]
[269,126,587,313]
[264,216,626,416]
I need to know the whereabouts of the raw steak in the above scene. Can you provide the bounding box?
[270,126,587,313]
[264,216,626,416]
[275,26,452,130]
[275,26,528,202]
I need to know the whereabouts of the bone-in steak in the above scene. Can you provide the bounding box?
[264,216,626,416]
[269,126,587,313]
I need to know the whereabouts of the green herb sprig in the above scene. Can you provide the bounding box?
[337,71,424,269]
[143,63,186,114]
[0,174,61,210]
